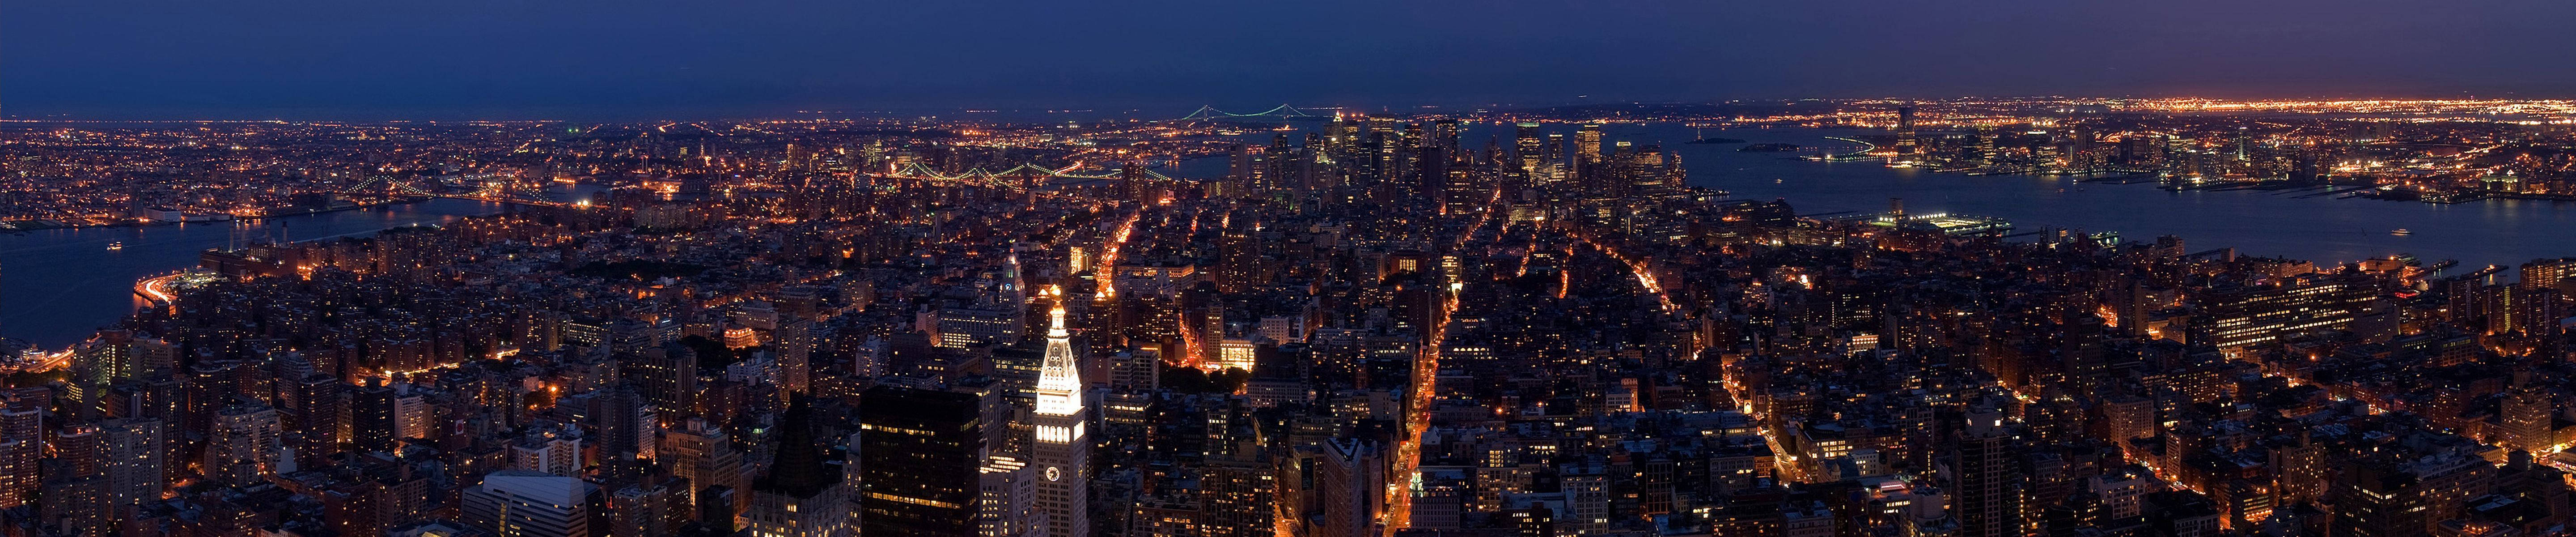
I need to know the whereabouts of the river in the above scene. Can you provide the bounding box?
[0,186,597,349]
[1637,124,2576,271]
[1205,122,2576,272]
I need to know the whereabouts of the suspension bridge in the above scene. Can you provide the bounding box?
[1177,104,1321,121]
[343,176,574,207]
[881,162,1177,187]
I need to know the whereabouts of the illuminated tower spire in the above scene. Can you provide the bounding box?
[1030,286,1089,537]
[1036,289,1082,412]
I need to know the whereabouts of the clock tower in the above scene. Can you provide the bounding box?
[1032,287,1090,537]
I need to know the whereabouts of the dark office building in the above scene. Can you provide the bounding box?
[857,384,985,537]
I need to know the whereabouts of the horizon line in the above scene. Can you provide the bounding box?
[8,94,2576,124]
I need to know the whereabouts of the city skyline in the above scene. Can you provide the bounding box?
[11,103,2576,537]
[12,4,2576,537]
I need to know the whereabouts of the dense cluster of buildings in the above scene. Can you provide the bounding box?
[1,109,2574,537]
[1702,98,2576,202]
[13,97,2576,231]
[0,118,1243,229]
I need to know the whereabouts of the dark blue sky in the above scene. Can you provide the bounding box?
[7,0,2572,120]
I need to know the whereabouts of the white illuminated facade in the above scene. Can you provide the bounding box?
[1032,288,1090,537]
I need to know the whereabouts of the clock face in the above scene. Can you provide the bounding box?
[1045,466,1063,482]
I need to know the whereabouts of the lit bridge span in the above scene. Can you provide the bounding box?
[343,176,578,207]
[1178,104,1322,121]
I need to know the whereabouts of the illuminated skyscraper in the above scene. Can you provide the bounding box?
[776,318,813,397]
[1975,125,1999,168]
[1543,132,1566,181]
[1894,103,1920,164]
[978,456,1038,537]
[2519,257,2576,290]
[204,402,283,483]
[280,374,344,466]
[1412,119,1451,158]
[1574,124,1603,162]
[625,343,700,414]
[42,424,110,535]
[0,405,34,508]
[99,417,165,518]
[1033,288,1091,537]
[1440,166,1483,216]
[1950,410,2021,537]
[1514,123,1544,180]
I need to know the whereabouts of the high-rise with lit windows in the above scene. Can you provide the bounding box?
[1032,288,1090,537]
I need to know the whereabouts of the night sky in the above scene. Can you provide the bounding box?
[6,0,2573,120]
